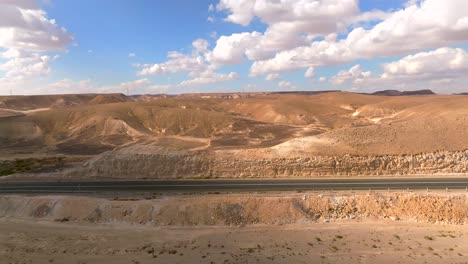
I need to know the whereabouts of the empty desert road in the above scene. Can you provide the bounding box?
[1,178,468,193]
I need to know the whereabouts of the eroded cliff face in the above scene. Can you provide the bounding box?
[69,145,468,179]
[71,146,212,179]
[210,151,468,178]
[0,192,466,225]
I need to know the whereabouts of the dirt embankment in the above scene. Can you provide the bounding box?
[1,192,466,226]
[66,145,468,179]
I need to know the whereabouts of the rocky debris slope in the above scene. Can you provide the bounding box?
[211,150,468,178]
[68,145,468,179]
[0,192,466,225]
[68,145,212,179]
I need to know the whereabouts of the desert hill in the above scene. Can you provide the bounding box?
[370,89,436,96]
[0,93,130,111]
[2,92,468,155]
[1,91,468,178]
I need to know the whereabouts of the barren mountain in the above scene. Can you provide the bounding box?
[370,89,436,96]
[1,92,468,179]
[0,93,131,111]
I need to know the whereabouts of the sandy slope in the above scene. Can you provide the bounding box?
[3,92,468,156]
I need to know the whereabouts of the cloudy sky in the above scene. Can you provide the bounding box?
[1,0,468,95]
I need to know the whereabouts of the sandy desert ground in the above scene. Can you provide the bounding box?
[1,217,467,264]
[0,191,467,263]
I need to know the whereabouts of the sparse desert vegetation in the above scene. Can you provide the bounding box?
[0,157,82,176]
[1,217,466,264]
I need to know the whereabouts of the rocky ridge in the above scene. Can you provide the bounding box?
[67,145,468,179]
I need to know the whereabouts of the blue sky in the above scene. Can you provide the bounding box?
[1,0,468,94]
[46,1,216,81]
[45,0,270,91]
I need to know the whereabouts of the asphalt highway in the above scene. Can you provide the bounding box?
[1,178,468,193]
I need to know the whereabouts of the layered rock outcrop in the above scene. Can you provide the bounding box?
[70,145,468,179]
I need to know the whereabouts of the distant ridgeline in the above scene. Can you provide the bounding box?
[369,90,436,96]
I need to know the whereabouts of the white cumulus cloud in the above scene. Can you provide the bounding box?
[209,32,262,65]
[0,1,73,52]
[120,78,150,93]
[265,73,280,81]
[278,80,297,90]
[381,47,468,81]
[250,0,468,76]
[327,47,468,93]
[0,48,50,82]
[304,67,315,78]
[330,65,372,85]
[179,71,239,86]
[0,0,73,94]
